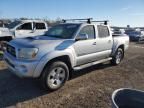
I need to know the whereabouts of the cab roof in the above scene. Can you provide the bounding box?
[17,19,46,23]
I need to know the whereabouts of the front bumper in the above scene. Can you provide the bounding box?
[4,52,39,78]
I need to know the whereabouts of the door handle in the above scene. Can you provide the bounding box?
[93,42,97,45]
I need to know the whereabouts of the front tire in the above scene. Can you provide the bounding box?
[40,61,69,91]
[111,48,124,65]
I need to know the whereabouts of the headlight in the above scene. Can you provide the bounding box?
[18,48,38,59]
[0,31,2,35]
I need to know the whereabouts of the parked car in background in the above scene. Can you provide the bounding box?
[111,28,121,35]
[0,20,48,42]
[111,27,128,39]
[4,19,129,91]
[111,27,125,35]
[125,29,144,41]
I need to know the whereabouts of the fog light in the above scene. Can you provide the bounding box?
[15,65,27,73]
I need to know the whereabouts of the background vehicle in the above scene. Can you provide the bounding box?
[0,20,48,41]
[111,27,125,35]
[4,18,129,91]
[125,29,144,41]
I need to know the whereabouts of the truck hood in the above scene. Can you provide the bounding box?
[9,36,75,52]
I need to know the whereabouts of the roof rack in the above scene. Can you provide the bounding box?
[62,18,93,24]
[62,18,109,25]
[91,20,109,25]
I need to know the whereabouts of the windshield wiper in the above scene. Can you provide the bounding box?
[44,35,64,39]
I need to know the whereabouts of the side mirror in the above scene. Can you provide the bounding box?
[76,33,88,41]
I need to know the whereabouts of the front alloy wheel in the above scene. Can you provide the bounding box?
[47,67,66,89]
[41,61,69,91]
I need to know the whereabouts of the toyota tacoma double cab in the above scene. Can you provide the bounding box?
[4,19,129,91]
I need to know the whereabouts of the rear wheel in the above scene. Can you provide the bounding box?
[40,61,69,91]
[111,48,124,65]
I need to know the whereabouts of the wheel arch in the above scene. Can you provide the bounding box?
[33,53,74,78]
[117,44,125,58]
[112,44,125,57]
[40,55,72,79]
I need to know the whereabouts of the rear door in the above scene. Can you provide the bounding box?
[95,25,113,59]
[33,22,47,36]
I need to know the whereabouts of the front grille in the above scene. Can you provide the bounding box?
[7,44,16,57]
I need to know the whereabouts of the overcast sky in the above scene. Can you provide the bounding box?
[0,0,144,27]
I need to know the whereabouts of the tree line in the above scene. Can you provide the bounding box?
[0,17,62,27]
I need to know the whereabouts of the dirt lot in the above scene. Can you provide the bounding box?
[0,42,144,108]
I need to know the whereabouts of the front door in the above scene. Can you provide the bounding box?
[15,22,34,38]
[74,25,97,65]
[96,25,113,59]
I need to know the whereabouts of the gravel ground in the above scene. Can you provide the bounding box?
[0,42,144,108]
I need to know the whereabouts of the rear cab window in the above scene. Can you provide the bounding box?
[35,22,46,30]
[97,25,110,38]
[78,25,95,39]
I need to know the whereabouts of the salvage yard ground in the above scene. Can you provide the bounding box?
[0,42,144,108]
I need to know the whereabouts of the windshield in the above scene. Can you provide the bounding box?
[45,24,80,39]
[6,21,21,29]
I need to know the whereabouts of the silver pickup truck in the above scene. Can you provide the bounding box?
[4,19,129,91]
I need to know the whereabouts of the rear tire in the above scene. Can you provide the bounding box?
[111,48,124,65]
[40,61,69,91]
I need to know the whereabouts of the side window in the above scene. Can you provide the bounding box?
[97,25,110,38]
[35,23,46,30]
[17,23,32,30]
[0,23,3,27]
[79,25,95,39]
